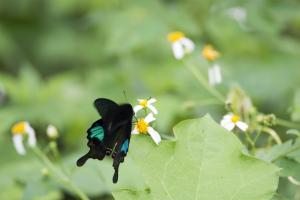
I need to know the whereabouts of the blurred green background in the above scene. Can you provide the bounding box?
[1,0,300,199]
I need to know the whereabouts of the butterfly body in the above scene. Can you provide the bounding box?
[76,98,134,183]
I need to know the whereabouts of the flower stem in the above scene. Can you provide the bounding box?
[276,118,300,129]
[261,127,282,145]
[31,146,89,200]
[183,61,225,103]
[244,131,255,150]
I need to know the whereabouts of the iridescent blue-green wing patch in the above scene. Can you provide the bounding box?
[120,139,129,153]
[87,121,105,142]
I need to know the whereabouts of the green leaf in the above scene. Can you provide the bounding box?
[275,158,300,180]
[113,115,279,200]
[259,139,300,162]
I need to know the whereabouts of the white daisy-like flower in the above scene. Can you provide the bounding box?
[208,63,222,86]
[131,113,161,145]
[134,98,158,114]
[11,121,36,155]
[220,113,248,131]
[47,124,59,139]
[227,7,247,23]
[227,7,250,31]
[167,32,195,60]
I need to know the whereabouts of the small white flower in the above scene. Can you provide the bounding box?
[227,7,247,23]
[208,63,222,86]
[220,113,248,131]
[131,113,161,145]
[11,121,36,155]
[47,124,59,139]
[134,98,158,114]
[227,7,250,31]
[168,32,195,60]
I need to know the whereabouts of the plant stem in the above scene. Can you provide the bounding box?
[31,146,89,200]
[183,61,225,103]
[276,118,300,129]
[261,127,282,145]
[244,131,255,150]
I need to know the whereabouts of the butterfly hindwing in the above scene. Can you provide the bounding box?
[76,119,106,167]
[77,98,134,183]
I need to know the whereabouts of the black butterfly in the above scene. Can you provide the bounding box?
[76,98,134,183]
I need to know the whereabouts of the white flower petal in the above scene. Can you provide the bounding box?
[13,135,26,155]
[145,113,156,123]
[147,104,158,114]
[222,121,235,131]
[131,129,139,135]
[208,67,216,86]
[180,38,195,53]
[227,7,246,22]
[25,125,36,147]
[172,41,184,60]
[148,98,157,104]
[223,114,233,121]
[134,105,143,113]
[147,127,161,145]
[236,121,248,131]
[220,118,231,127]
[213,64,222,84]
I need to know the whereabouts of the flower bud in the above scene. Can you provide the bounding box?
[47,125,59,139]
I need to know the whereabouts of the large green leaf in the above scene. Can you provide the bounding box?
[113,115,279,200]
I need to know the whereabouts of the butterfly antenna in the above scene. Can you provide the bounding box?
[122,90,129,103]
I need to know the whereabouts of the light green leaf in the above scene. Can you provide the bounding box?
[113,115,279,200]
[259,139,300,162]
[275,158,300,180]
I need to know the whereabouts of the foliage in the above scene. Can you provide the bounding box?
[113,115,279,200]
[1,0,300,199]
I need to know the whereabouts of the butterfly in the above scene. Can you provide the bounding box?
[76,98,134,183]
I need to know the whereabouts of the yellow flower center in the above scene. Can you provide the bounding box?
[167,32,185,42]
[136,119,149,134]
[11,121,27,135]
[202,45,220,61]
[231,115,240,123]
[139,99,148,107]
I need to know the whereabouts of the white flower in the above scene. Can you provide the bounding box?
[208,63,222,86]
[227,7,250,31]
[131,113,161,145]
[47,124,59,139]
[220,113,248,131]
[227,7,247,23]
[134,98,158,114]
[168,32,195,60]
[11,121,36,155]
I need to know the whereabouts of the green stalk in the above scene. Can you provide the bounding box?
[261,127,282,145]
[183,61,225,103]
[276,118,300,129]
[31,146,89,200]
